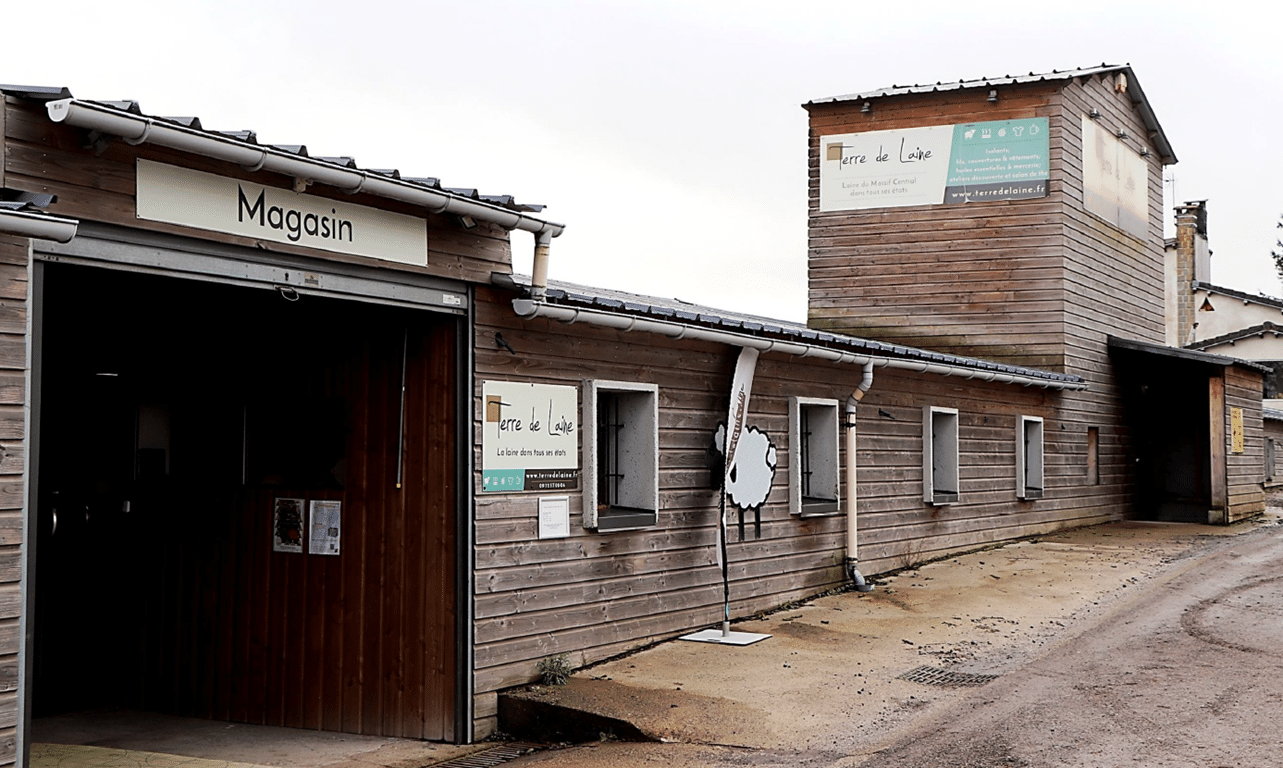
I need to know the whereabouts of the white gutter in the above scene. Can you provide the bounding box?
[45,98,566,239]
[845,364,875,592]
[0,209,79,243]
[512,299,1087,391]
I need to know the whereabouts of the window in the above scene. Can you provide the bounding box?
[789,397,840,516]
[1017,416,1044,499]
[923,406,959,504]
[582,380,659,531]
[1268,438,1277,483]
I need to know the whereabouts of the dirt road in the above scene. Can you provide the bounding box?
[856,521,1283,768]
[512,518,1283,768]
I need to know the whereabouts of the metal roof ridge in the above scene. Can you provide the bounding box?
[518,275,1081,383]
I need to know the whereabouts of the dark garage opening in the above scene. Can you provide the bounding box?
[1112,339,1216,523]
[32,262,460,741]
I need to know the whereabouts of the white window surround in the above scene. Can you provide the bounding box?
[923,406,960,505]
[1017,415,1045,500]
[582,379,659,532]
[789,397,841,516]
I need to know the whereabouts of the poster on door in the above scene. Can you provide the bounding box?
[309,500,342,555]
[272,497,304,553]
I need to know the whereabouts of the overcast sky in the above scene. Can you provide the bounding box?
[4,1,1281,321]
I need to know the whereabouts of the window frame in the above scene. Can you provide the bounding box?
[1017,415,1045,500]
[789,396,841,516]
[923,406,960,505]
[582,379,660,532]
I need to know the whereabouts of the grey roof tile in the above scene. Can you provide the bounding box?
[3,86,549,215]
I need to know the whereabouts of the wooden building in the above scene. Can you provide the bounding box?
[0,63,1271,760]
[0,84,564,760]
[469,64,1267,735]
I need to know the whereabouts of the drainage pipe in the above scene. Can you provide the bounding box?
[0,210,79,243]
[845,363,876,592]
[44,98,566,239]
[531,231,552,302]
[511,299,1087,391]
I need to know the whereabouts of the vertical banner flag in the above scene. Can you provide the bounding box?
[719,347,759,628]
[724,347,761,495]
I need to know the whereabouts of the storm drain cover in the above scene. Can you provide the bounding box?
[897,665,999,687]
[434,743,542,768]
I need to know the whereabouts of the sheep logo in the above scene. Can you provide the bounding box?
[714,422,778,511]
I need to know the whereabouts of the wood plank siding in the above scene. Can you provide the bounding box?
[471,286,1120,738]
[1225,367,1266,522]
[0,235,27,766]
[805,83,1068,371]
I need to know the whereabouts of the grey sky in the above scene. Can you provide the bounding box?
[4,0,1280,321]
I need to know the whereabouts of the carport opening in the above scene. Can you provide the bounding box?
[33,262,459,741]
[1113,349,1215,523]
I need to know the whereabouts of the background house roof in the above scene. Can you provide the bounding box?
[1194,282,1283,312]
[1187,322,1283,352]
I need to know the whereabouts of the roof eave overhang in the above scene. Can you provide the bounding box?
[44,98,566,238]
[516,297,1086,391]
[1109,335,1272,373]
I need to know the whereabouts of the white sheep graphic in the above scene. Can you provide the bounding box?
[714,422,778,511]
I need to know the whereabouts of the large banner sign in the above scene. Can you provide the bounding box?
[819,118,1049,212]
[482,381,579,492]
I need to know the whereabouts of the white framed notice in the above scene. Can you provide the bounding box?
[309,500,342,555]
[538,496,571,539]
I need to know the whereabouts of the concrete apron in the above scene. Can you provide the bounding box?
[501,514,1282,756]
[31,710,493,768]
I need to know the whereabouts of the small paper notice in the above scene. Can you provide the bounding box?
[273,498,305,553]
[309,500,342,555]
[538,496,570,539]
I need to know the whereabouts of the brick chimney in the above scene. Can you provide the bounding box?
[1171,200,1209,347]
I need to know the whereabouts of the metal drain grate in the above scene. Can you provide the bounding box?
[897,665,999,687]
[434,743,542,768]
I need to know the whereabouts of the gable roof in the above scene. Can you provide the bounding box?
[1194,282,1283,312]
[1187,321,1283,352]
[804,64,1175,164]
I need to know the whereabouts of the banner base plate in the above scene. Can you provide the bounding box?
[679,629,771,646]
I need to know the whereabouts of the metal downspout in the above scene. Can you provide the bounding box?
[530,231,551,302]
[846,363,876,592]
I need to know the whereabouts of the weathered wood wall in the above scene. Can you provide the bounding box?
[471,286,1116,739]
[1225,366,1266,522]
[805,83,1067,371]
[0,235,27,766]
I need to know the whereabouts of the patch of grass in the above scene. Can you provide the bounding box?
[536,653,572,686]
